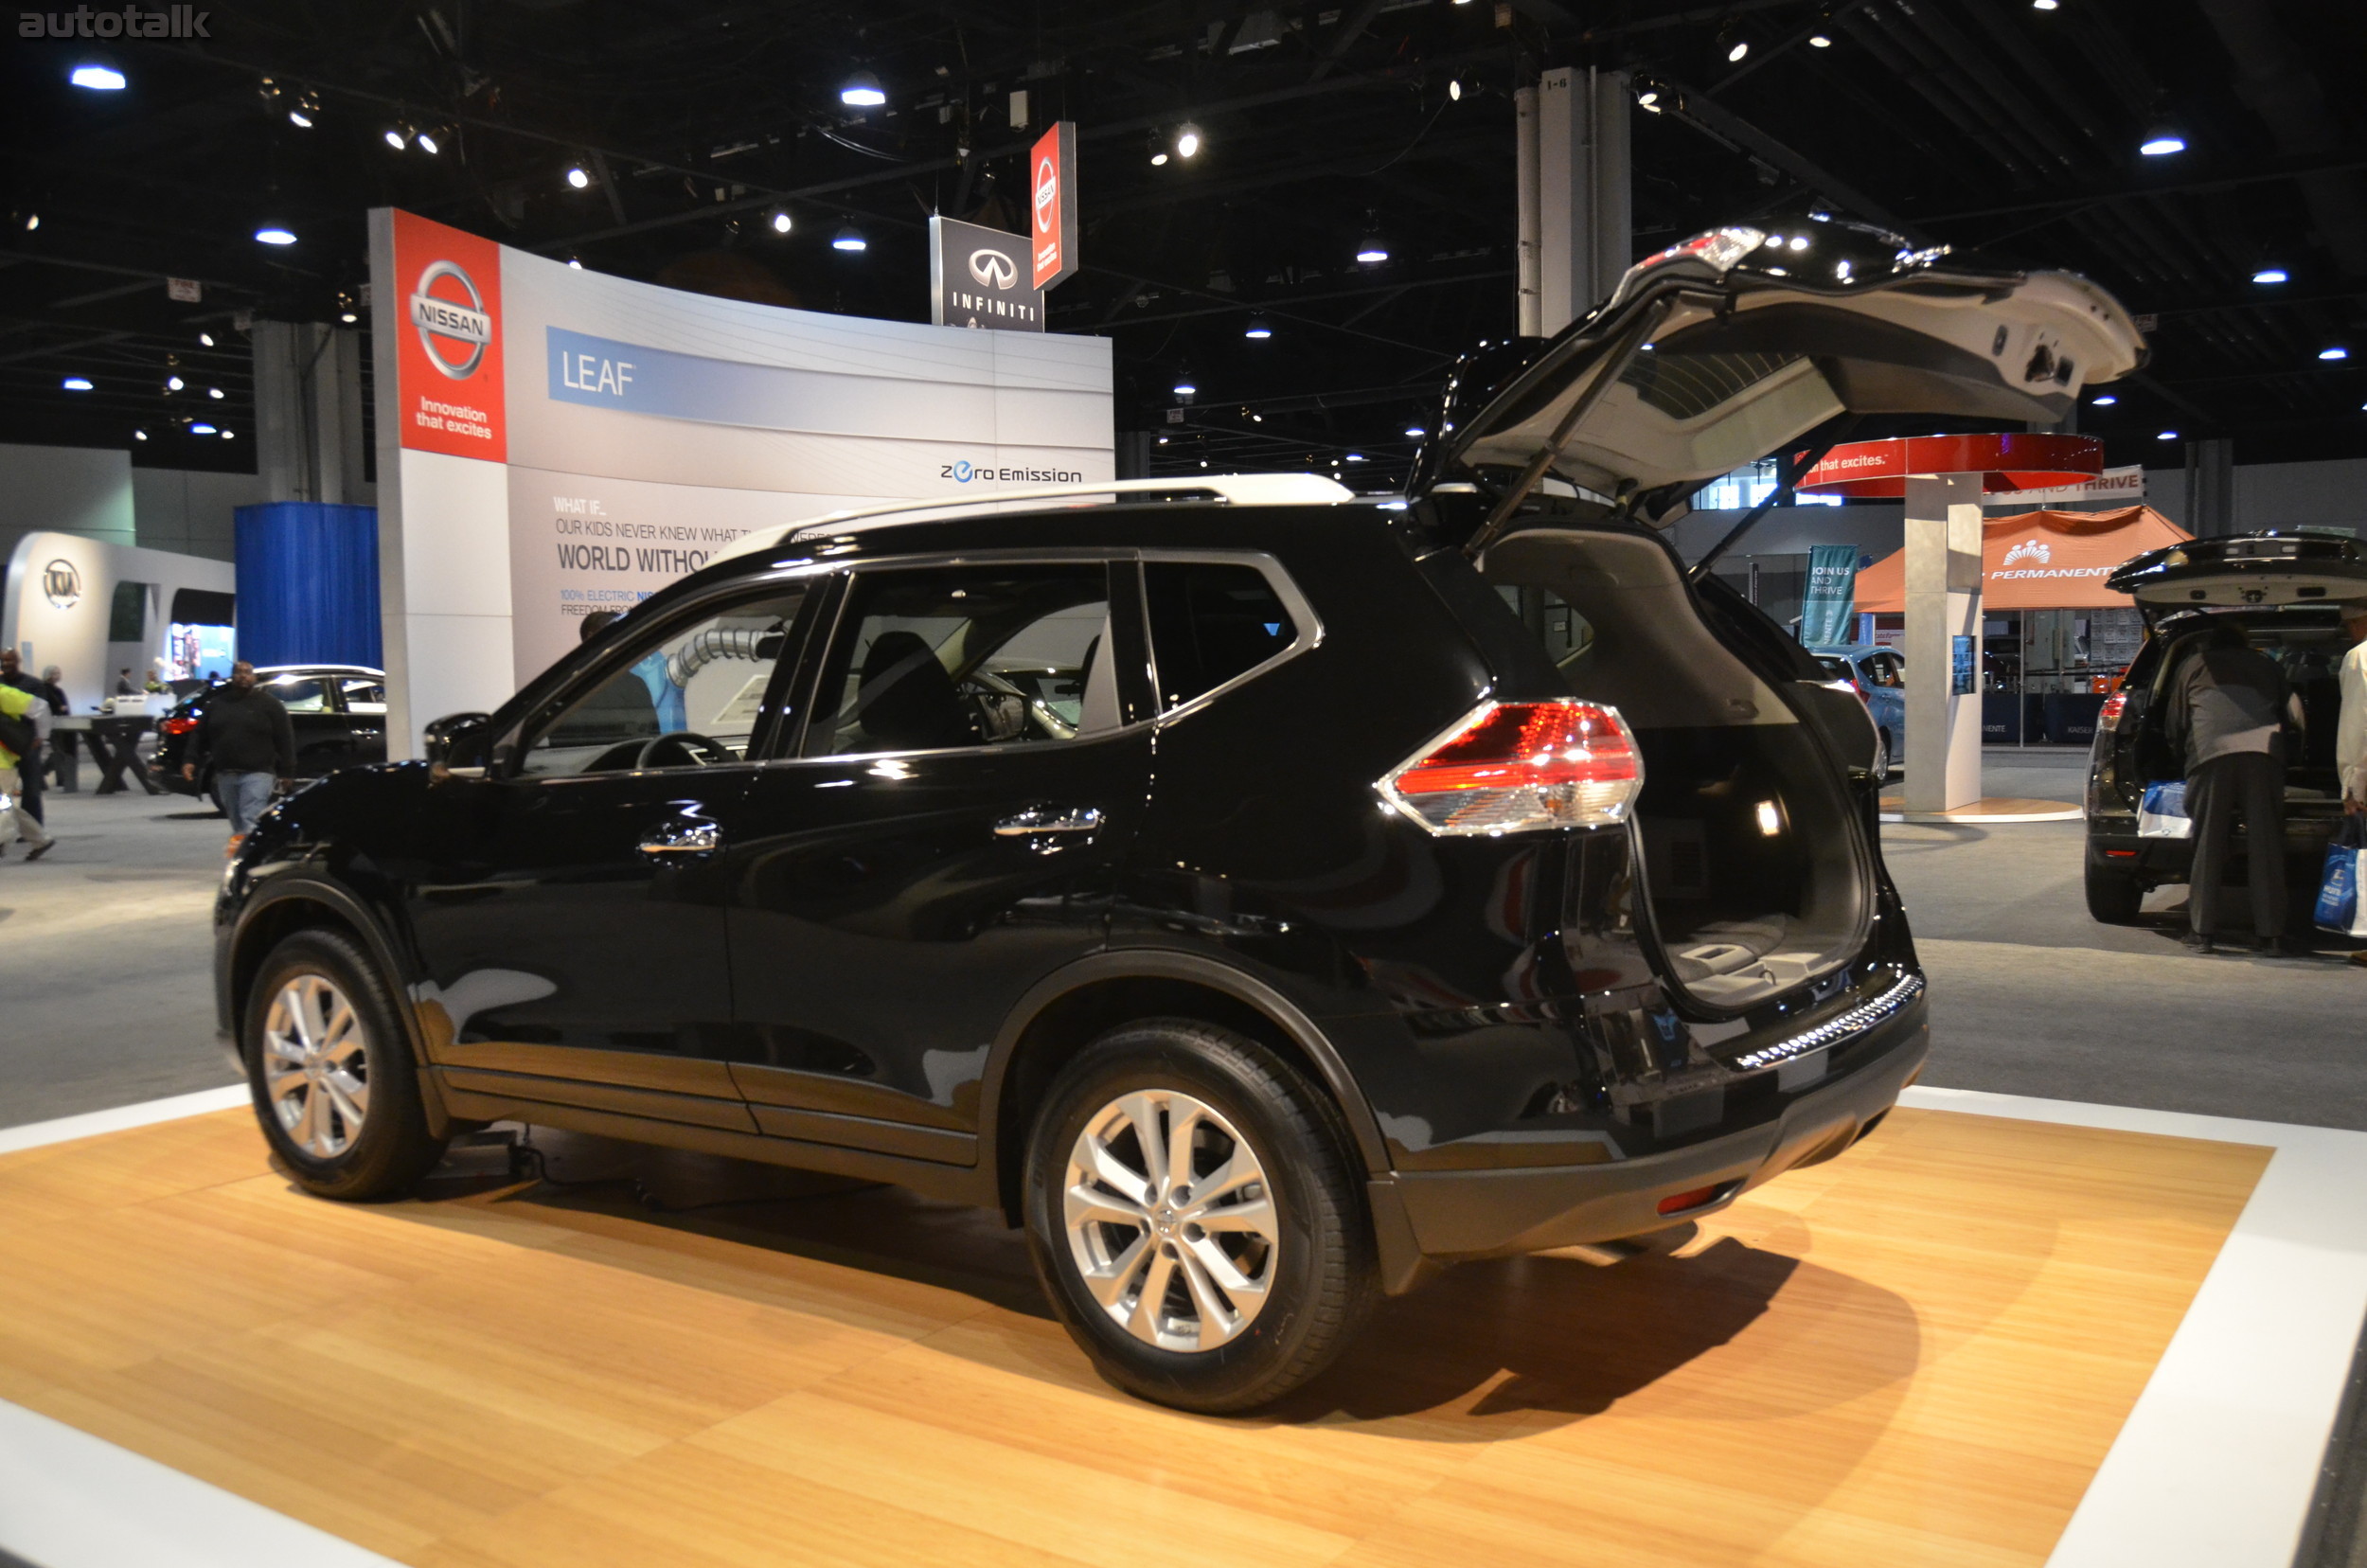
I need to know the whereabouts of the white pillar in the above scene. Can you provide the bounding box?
[1903,473,1984,813]
[1536,66,1631,335]
[1515,81,1541,337]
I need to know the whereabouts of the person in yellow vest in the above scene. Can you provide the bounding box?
[0,680,56,861]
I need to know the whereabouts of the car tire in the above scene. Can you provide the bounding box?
[242,929,446,1200]
[2084,856,2146,925]
[1023,1019,1377,1414]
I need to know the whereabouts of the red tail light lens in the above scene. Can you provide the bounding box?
[2097,693,2127,732]
[1381,700,1644,835]
[160,715,198,736]
[1656,1184,1725,1216]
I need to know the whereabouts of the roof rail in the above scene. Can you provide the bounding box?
[711,472,1358,566]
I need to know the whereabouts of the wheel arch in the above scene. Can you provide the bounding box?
[980,951,1391,1227]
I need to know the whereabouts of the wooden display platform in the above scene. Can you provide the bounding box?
[0,1104,2268,1567]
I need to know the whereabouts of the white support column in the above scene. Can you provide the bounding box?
[1903,473,1985,813]
[1515,81,1541,338]
[1536,66,1631,335]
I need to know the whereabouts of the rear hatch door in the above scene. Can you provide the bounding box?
[2107,533,2367,627]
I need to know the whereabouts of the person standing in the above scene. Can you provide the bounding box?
[2335,601,2367,965]
[0,649,55,825]
[0,676,56,861]
[37,666,74,792]
[115,668,136,697]
[2167,624,2303,954]
[182,660,293,846]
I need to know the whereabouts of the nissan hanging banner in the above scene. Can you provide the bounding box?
[930,214,1042,332]
[1029,118,1078,291]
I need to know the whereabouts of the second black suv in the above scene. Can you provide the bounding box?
[215,220,2141,1410]
[159,664,390,796]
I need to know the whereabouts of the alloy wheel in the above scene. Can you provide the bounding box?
[1062,1089,1280,1352]
[261,973,370,1158]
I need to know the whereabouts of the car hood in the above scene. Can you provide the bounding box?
[2107,532,2367,624]
[1415,216,2145,524]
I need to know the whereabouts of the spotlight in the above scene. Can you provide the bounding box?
[207,386,223,400]
[255,226,297,245]
[1449,80,1462,101]
[384,127,407,151]
[2251,267,2288,284]
[287,109,313,128]
[1151,151,1169,166]
[1173,380,1198,398]
[71,63,127,91]
[133,429,147,441]
[2156,430,2179,440]
[190,422,217,436]
[1244,317,1272,340]
[567,257,583,269]
[222,429,236,440]
[2139,130,2186,157]
[1637,90,1661,111]
[2092,394,2117,406]
[417,129,440,155]
[1175,123,1203,159]
[1404,426,1426,437]
[1356,224,1389,264]
[1809,33,1832,46]
[167,375,184,391]
[340,312,357,323]
[832,225,867,252]
[565,166,590,189]
[22,213,36,231]
[198,332,214,347]
[1346,454,1366,463]
[840,70,887,108]
[2032,0,2057,9]
[770,208,793,234]
[2323,347,2350,361]
[62,377,93,391]
[1788,235,1808,251]
[1727,41,1750,62]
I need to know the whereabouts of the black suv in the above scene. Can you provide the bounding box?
[216,220,2142,1411]
[159,664,390,796]
[2086,533,2367,924]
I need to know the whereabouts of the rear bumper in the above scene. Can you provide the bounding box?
[1385,1017,1927,1260]
[2089,816,2343,882]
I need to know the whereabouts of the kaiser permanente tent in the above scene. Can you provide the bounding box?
[1853,505,2192,613]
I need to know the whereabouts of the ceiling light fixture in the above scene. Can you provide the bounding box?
[340,312,357,324]
[2251,267,2288,284]
[190,422,217,436]
[62,377,93,391]
[199,332,214,347]
[1637,90,1662,111]
[770,207,793,234]
[1151,151,1169,166]
[2139,129,2186,156]
[133,429,147,441]
[840,70,887,108]
[70,63,126,90]
[416,129,440,155]
[22,213,36,231]
[2031,0,2058,9]
[1449,80,1462,101]
[222,429,236,440]
[166,375,184,391]
[1727,40,1750,62]
[287,108,312,128]
[2092,394,2117,405]
[1808,33,1832,46]
[1243,317,1272,340]
[831,224,867,252]
[383,127,407,151]
[207,386,223,400]
[255,226,297,245]
[2322,347,2350,360]
[1173,380,1198,398]
[1175,122,1203,159]
[1404,426,1426,438]
[567,257,583,269]
[2157,429,2179,440]
[565,165,590,189]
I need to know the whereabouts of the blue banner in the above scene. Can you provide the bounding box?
[1799,543,1860,645]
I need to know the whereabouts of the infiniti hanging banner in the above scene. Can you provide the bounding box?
[1799,543,1860,645]
[367,205,1112,758]
[1030,119,1078,290]
[929,215,1043,333]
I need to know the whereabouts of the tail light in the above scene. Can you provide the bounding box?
[1380,700,1644,836]
[2097,692,2127,733]
[160,715,198,736]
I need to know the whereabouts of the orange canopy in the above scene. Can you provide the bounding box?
[1852,505,2192,613]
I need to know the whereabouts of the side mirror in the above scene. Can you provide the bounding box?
[422,711,493,771]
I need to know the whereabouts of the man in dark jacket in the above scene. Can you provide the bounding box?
[182,661,294,843]
[2166,625,2304,953]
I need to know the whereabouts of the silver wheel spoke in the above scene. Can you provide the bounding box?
[319,1072,367,1141]
[1064,1183,1148,1231]
[1178,1153,1259,1213]
[264,1033,307,1066]
[1172,1245,1240,1348]
[1117,1093,1169,1194]
[1165,1103,1204,1200]
[1079,1233,1150,1309]
[1184,1234,1267,1302]
[1125,1247,1178,1345]
[1082,1137,1155,1207]
[1190,1196,1277,1240]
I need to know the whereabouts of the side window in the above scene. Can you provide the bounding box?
[1145,561,1300,710]
[339,679,387,715]
[518,589,806,776]
[806,564,1116,757]
[268,676,329,713]
[1875,653,1905,688]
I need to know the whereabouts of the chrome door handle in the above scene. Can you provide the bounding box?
[993,806,1104,844]
[640,820,720,856]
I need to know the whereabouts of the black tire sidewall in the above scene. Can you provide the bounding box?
[1023,1022,1368,1413]
[243,929,442,1200]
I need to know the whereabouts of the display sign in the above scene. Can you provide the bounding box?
[1952,634,1976,695]
[1797,433,2102,500]
[1985,464,2145,508]
[929,215,1044,332]
[1799,544,1860,646]
[1029,120,1078,291]
[388,210,507,463]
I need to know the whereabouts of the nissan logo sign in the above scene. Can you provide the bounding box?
[968,248,1018,291]
[1034,154,1058,232]
[41,559,81,610]
[408,258,492,380]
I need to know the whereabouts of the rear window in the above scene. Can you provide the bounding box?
[1144,562,1297,710]
[1815,656,1852,682]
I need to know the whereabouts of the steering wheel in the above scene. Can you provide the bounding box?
[633,731,736,769]
[958,668,1075,741]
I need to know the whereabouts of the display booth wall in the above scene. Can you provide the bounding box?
[233,502,382,669]
[367,209,1115,757]
[1852,505,2191,612]
[0,530,237,711]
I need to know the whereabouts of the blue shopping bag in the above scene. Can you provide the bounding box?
[2138,781,2190,840]
[2317,819,2367,937]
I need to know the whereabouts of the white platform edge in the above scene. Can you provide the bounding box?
[1900,1084,2367,1568]
[0,1085,2356,1567]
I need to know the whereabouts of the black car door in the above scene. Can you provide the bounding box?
[333,674,389,768]
[402,580,818,1130]
[721,558,1155,1164]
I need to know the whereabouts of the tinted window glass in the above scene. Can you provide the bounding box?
[266,676,329,713]
[339,679,387,714]
[807,565,1115,757]
[520,589,805,776]
[1145,562,1297,710]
